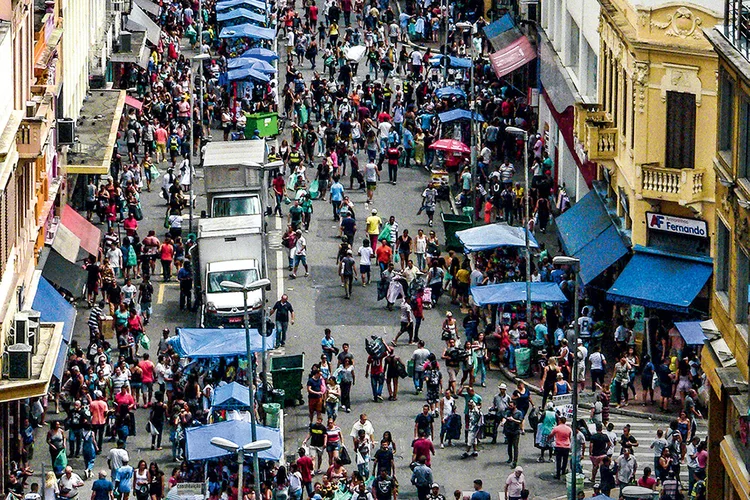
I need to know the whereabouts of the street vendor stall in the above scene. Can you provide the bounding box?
[185,420,283,462]
[455,223,539,252]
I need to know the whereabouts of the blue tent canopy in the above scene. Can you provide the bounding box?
[483,13,515,40]
[217,8,267,24]
[212,382,252,409]
[220,24,275,40]
[32,277,76,380]
[606,246,713,313]
[168,328,275,358]
[470,282,568,306]
[217,0,269,12]
[435,87,466,99]
[185,420,283,461]
[456,223,539,252]
[674,321,707,346]
[227,57,277,73]
[226,66,271,82]
[428,55,472,69]
[438,108,485,123]
[242,47,279,61]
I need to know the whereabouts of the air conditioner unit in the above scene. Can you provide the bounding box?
[519,0,539,23]
[57,119,75,145]
[6,344,33,380]
[20,310,41,355]
[119,31,132,53]
[11,311,30,345]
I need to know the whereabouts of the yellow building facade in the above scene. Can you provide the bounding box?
[577,0,720,262]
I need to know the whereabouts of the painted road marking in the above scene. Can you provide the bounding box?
[275,216,284,300]
[157,283,179,304]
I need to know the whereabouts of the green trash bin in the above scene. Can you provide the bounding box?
[515,347,531,378]
[263,403,281,428]
[462,206,474,219]
[441,213,473,251]
[270,354,305,406]
[245,112,279,138]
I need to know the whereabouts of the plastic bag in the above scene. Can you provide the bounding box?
[140,334,151,351]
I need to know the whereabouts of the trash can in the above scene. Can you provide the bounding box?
[245,112,279,138]
[441,213,473,251]
[621,486,659,499]
[462,206,474,219]
[263,403,281,428]
[269,388,286,407]
[565,473,585,495]
[515,347,531,377]
[270,354,305,406]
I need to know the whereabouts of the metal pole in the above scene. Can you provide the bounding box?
[237,447,244,500]
[523,133,531,328]
[569,266,580,500]
[443,0,449,84]
[189,66,195,236]
[242,288,262,500]
[469,35,476,224]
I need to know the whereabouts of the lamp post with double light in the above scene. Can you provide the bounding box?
[189,53,210,236]
[210,438,272,500]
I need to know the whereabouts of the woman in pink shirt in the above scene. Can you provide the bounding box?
[159,238,174,281]
[88,393,109,449]
[549,415,572,480]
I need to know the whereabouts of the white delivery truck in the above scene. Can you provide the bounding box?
[203,140,266,218]
[195,215,267,327]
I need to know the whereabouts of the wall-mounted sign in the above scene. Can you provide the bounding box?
[646,212,708,239]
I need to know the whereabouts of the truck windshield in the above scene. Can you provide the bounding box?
[207,268,261,293]
[213,196,261,217]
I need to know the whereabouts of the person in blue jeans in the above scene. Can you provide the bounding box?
[411,341,430,393]
[330,178,345,220]
[366,353,387,402]
[270,294,295,347]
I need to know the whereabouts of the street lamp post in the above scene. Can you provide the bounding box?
[219,278,272,500]
[189,53,210,236]
[553,255,581,500]
[210,438,272,500]
[456,22,476,221]
[505,126,532,330]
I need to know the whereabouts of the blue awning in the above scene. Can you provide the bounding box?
[185,420,283,461]
[438,108,485,123]
[428,55,472,69]
[435,87,467,99]
[242,47,279,61]
[483,13,524,51]
[217,0,269,12]
[456,223,539,252]
[470,282,568,306]
[483,13,515,40]
[674,321,707,346]
[217,8,267,24]
[226,67,271,82]
[227,57,277,73]
[212,382,252,409]
[219,24,275,40]
[168,328,276,358]
[32,277,76,380]
[555,191,629,284]
[606,246,713,313]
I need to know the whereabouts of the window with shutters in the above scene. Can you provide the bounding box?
[665,91,696,169]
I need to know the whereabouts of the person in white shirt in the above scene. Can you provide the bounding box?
[350,414,375,447]
[588,347,607,391]
[358,239,374,285]
[58,467,84,499]
[292,230,309,278]
[411,341,430,394]
[576,339,588,392]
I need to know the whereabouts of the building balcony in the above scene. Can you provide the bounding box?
[574,105,618,161]
[16,96,54,159]
[637,163,706,205]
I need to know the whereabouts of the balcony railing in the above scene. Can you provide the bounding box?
[637,163,706,204]
[575,106,618,161]
[726,0,750,63]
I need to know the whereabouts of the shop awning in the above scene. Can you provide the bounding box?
[217,8,267,24]
[456,223,539,252]
[470,282,568,306]
[226,67,271,82]
[489,36,536,79]
[217,0,270,12]
[185,420,282,462]
[51,224,83,263]
[606,246,713,313]
[125,95,143,110]
[435,87,466,99]
[219,23,275,40]
[555,191,629,284]
[133,0,161,16]
[242,47,279,61]
[60,205,101,257]
[31,277,76,380]
[168,328,276,358]
[212,382,252,409]
[674,321,708,346]
[125,2,162,45]
[226,57,277,73]
[483,13,524,52]
[438,108,485,123]
[66,90,126,175]
[39,248,88,298]
[428,55,472,69]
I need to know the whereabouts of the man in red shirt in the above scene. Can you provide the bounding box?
[272,172,286,216]
[411,429,435,467]
[375,239,392,275]
[308,3,319,29]
[386,145,401,184]
[296,447,314,497]
[138,353,156,407]
[114,385,136,415]
[366,352,387,402]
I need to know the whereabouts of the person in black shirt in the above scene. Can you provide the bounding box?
[373,440,395,476]
[270,295,295,347]
[588,423,610,484]
[414,405,434,439]
[619,424,638,454]
[372,469,396,500]
[303,416,327,473]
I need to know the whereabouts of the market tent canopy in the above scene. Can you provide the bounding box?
[456,223,539,252]
[226,66,271,82]
[438,108,485,123]
[211,382,252,409]
[32,277,76,380]
[185,420,283,461]
[470,282,568,306]
[217,8,267,24]
[60,205,102,257]
[227,57,277,73]
[489,36,536,79]
[168,328,276,358]
[242,47,279,61]
[219,24,275,40]
[674,321,708,346]
[217,0,269,11]
[483,13,524,51]
[555,191,629,284]
[435,87,466,99]
[606,246,713,313]
[428,55,472,69]
[39,248,87,298]
[125,95,144,110]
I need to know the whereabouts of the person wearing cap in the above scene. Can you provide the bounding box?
[491,383,511,443]
[504,467,525,500]
[576,338,588,393]
[366,209,383,250]
[114,456,134,499]
[426,484,444,500]
[340,249,357,299]
[291,229,309,279]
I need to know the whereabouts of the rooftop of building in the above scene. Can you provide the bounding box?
[66,89,125,172]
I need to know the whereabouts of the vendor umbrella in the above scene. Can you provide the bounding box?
[429,139,471,154]
[242,47,279,61]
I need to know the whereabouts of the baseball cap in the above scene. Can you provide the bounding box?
[431,484,439,489]
[515,466,523,473]
[577,338,583,344]
[498,383,507,389]
[372,209,378,214]
[446,311,452,317]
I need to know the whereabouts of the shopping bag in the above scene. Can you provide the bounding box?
[309,179,320,199]
[339,446,352,465]
[407,359,414,377]
[140,334,151,351]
